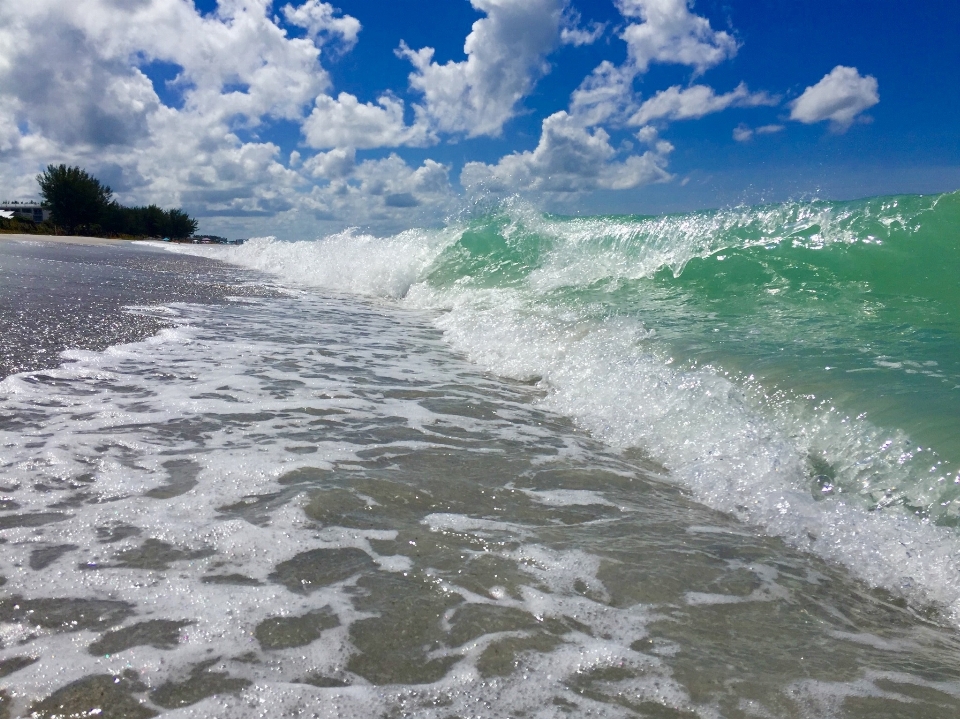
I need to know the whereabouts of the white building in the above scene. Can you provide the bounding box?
[0,202,51,222]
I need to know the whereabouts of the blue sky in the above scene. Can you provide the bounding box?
[1,0,957,238]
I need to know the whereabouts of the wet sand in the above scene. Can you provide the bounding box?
[0,235,279,378]
[0,232,142,247]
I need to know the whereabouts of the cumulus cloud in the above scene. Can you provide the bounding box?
[635,125,676,156]
[455,1,763,199]
[0,0,460,236]
[0,17,158,149]
[74,0,333,123]
[790,65,879,131]
[560,8,605,46]
[0,0,878,237]
[301,155,456,224]
[569,61,640,127]
[398,0,568,137]
[568,0,742,128]
[0,0,352,218]
[461,111,671,194]
[302,93,433,150]
[302,147,356,179]
[282,0,361,51]
[0,98,21,154]
[630,82,777,125]
[618,0,738,75]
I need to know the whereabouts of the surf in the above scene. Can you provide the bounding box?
[165,190,960,618]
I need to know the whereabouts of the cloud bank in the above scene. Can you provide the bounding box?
[0,0,879,236]
[462,111,672,194]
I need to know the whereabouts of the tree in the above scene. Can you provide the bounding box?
[37,164,113,233]
[165,209,198,239]
[36,164,199,239]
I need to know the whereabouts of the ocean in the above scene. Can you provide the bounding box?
[1,191,959,717]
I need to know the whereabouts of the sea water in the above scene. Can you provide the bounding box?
[1,191,960,717]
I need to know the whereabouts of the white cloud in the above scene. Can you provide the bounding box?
[568,1,741,128]
[1,15,158,150]
[0,0,332,139]
[569,61,639,127]
[0,0,356,220]
[398,0,568,137]
[732,124,753,142]
[299,154,456,224]
[0,98,21,154]
[630,82,777,125]
[461,111,672,194]
[302,147,355,179]
[790,65,879,131]
[560,8,605,47]
[302,93,433,150]
[617,0,738,75]
[73,0,333,123]
[0,0,883,238]
[635,125,675,156]
[180,152,457,239]
[733,123,784,142]
[282,0,361,51]
[0,0,455,236]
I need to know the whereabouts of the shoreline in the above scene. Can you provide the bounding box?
[4,280,960,717]
[0,238,279,378]
[0,232,150,247]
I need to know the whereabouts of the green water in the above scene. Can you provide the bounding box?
[424,191,960,522]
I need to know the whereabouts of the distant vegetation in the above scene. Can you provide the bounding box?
[30,165,198,239]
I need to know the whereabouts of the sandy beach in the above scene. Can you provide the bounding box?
[0,232,150,247]
[0,236,277,378]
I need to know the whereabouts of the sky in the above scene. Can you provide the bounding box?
[1,0,957,239]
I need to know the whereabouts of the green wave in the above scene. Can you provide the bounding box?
[424,191,960,523]
[429,191,959,289]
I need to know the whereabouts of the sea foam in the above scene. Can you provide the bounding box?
[160,193,960,623]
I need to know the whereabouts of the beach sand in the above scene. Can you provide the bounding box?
[0,235,278,378]
[0,232,140,247]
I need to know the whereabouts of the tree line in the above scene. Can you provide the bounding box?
[36,165,198,239]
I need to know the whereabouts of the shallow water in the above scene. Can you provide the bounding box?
[3,289,960,717]
[162,192,960,616]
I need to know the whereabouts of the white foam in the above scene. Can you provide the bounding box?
[423,512,535,541]
[0,298,498,708]
[787,670,960,718]
[518,488,616,507]
[7,292,715,716]
[162,228,456,299]
[152,220,960,625]
[418,289,960,621]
